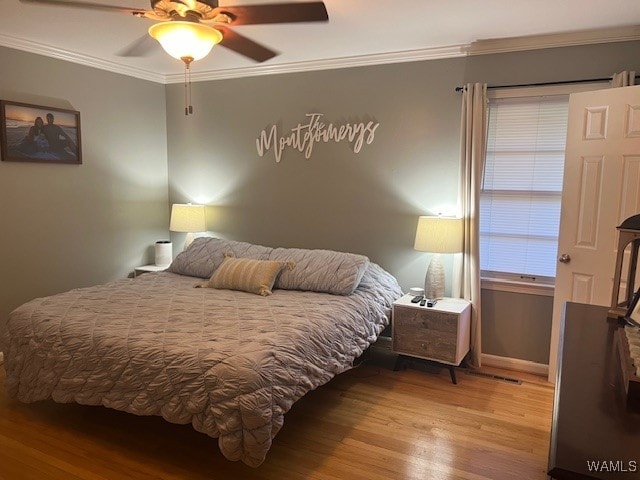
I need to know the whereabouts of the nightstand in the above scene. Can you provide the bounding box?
[133,264,167,277]
[392,294,471,384]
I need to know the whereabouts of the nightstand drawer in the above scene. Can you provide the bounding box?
[393,307,458,333]
[392,295,471,366]
[394,331,457,363]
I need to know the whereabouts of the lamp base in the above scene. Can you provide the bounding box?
[425,254,445,299]
[183,232,197,251]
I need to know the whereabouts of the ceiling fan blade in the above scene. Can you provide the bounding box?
[214,2,328,26]
[217,26,277,62]
[19,0,146,15]
[116,34,157,57]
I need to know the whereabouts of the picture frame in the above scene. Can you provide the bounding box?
[624,288,640,328]
[0,100,81,164]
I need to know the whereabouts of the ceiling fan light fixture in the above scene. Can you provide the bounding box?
[148,21,222,61]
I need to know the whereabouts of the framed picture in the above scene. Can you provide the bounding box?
[624,289,640,328]
[0,100,81,164]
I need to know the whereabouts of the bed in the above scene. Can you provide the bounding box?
[0,237,402,467]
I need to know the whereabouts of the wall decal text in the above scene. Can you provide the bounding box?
[256,113,379,162]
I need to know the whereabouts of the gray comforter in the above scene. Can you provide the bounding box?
[0,263,401,466]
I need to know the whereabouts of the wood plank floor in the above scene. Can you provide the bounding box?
[0,352,554,480]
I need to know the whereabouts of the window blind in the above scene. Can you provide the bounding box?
[480,95,569,280]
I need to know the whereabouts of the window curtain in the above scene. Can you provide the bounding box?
[611,70,636,87]
[456,83,487,368]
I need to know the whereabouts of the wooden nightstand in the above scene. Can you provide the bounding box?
[133,264,167,277]
[392,294,471,384]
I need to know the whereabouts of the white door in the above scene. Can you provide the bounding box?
[549,85,640,383]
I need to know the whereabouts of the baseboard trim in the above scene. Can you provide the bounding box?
[481,353,548,377]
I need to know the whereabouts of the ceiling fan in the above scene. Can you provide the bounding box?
[20,0,328,114]
[19,0,329,64]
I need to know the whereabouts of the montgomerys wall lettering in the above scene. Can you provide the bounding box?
[256,113,379,162]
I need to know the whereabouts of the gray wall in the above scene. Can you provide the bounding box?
[3,40,638,365]
[166,58,466,291]
[463,41,640,87]
[481,290,553,364]
[166,41,640,365]
[0,46,169,323]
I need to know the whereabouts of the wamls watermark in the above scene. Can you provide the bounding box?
[587,460,638,473]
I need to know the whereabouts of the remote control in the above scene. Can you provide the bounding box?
[419,299,426,306]
[411,295,423,303]
[427,299,438,307]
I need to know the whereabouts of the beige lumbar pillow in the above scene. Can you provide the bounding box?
[202,256,293,296]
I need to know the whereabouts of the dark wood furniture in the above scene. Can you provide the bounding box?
[547,302,640,479]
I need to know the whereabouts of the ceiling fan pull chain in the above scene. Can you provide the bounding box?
[184,63,189,115]
[181,56,194,115]
[188,64,193,115]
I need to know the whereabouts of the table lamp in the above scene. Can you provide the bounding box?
[414,215,463,299]
[170,203,206,250]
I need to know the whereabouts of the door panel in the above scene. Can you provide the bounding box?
[584,106,609,139]
[620,155,640,220]
[627,105,640,136]
[570,273,593,303]
[549,85,640,383]
[576,156,603,247]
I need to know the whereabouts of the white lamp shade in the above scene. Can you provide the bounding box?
[170,204,206,233]
[414,216,463,253]
[148,22,223,61]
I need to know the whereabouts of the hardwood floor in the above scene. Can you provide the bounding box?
[0,352,554,480]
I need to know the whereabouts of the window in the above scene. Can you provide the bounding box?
[480,93,569,285]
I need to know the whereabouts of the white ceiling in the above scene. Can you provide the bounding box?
[2,0,640,84]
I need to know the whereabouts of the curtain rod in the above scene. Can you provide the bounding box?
[454,75,639,92]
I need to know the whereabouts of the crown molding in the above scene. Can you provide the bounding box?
[1,25,639,84]
[168,44,468,83]
[0,33,165,83]
[468,25,640,55]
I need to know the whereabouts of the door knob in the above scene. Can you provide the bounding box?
[558,253,571,263]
